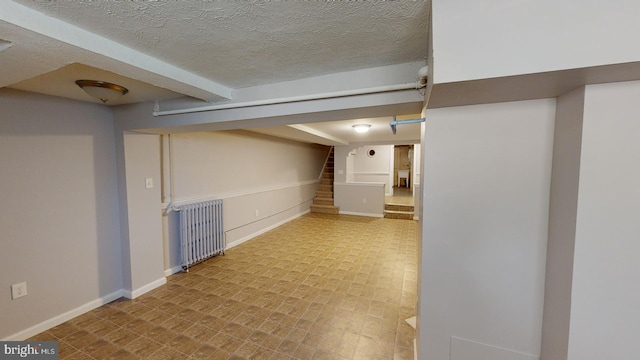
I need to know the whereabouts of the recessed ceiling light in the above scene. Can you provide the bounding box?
[352,124,371,133]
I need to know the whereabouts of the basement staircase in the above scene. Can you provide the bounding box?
[310,147,340,215]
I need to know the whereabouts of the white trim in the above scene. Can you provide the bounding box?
[334,181,386,187]
[226,210,310,249]
[164,265,183,277]
[450,336,539,360]
[2,289,124,341]
[122,277,167,299]
[338,211,384,218]
[351,172,391,176]
[162,180,320,209]
[404,316,418,360]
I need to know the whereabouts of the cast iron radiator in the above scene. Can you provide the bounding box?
[179,199,224,271]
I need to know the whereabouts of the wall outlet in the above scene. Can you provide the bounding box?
[145,177,153,189]
[11,282,27,299]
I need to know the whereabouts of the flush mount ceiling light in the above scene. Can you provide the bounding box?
[75,80,129,103]
[352,124,371,133]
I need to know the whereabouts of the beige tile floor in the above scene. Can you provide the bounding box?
[29,213,418,359]
[385,187,413,206]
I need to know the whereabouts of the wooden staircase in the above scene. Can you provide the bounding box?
[310,147,340,215]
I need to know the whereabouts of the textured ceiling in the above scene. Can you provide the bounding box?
[2,0,429,145]
[13,1,428,88]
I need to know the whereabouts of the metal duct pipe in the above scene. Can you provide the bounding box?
[389,115,425,135]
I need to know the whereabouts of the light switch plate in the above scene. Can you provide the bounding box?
[145,178,153,189]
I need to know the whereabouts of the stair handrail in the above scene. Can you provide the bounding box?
[318,146,334,179]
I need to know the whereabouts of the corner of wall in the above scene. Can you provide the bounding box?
[122,277,167,300]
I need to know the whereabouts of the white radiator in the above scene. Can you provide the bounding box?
[179,199,224,271]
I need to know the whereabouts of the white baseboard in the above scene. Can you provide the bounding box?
[226,210,310,249]
[5,276,168,340]
[338,211,384,218]
[3,289,124,341]
[122,277,167,299]
[164,265,183,277]
[450,337,539,360]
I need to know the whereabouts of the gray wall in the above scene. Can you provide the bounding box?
[566,80,640,359]
[120,132,165,296]
[157,131,328,272]
[1,90,329,339]
[0,89,122,339]
[541,87,585,359]
[419,99,555,360]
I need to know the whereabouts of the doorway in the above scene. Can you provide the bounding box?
[384,145,414,219]
[393,145,413,190]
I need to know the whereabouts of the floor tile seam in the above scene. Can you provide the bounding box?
[86,323,145,346]
[79,339,129,360]
[67,348,101,360]
[60,341,101,360]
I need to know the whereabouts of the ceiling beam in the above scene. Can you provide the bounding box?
[287,124,349,145]
[1,0,233,102]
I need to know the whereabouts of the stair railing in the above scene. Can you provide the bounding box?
[318,146,334,179]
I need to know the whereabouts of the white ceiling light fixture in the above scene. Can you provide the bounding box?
[352,124,371,133]
[75,80,129,103]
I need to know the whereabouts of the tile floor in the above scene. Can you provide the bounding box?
[29,213,418,359]
[385,187,413,206]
